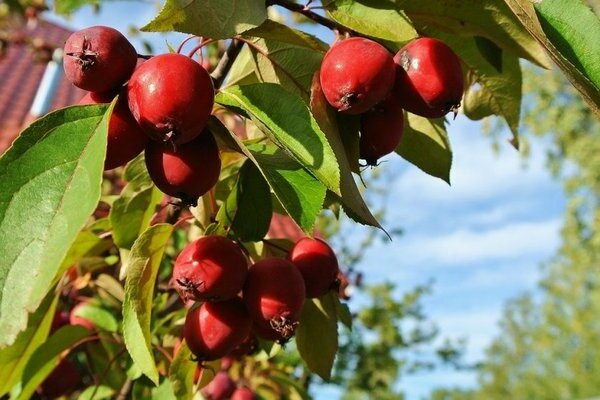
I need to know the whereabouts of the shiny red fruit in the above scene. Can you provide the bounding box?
[393,37,464,118]
[80,90,148,170]
[202,371,236,400]
[359,94,404,165]
[173,236,248,302]
[243,258,306,341]
[144,131,221,204]
[63,26,137,93]
[320,37,395,115]
[288,237,340,298]
[232,387,257,400]
[39,359,80,398]
[184,298,252,361]
[127,53,214,144]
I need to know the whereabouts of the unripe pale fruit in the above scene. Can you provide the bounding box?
[243,258,306,341]
[320,37,395,115]
[232,387,257,400]
[69,302,95,330]
[202,371,236,400]
[39,359,80,398]
[127,53,214,144]
[173,236,248,302]
[288,237,340,298]
[79,90,148,170]
[144,131,221,205]
[184,298,252,361]
[63,26,137,93]
[359,94,404,165]
[393,37,464,118]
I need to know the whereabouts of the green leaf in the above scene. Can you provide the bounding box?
[123,153,153,193]
[217,84,340,195]
[110,186,163,249]
[247,143,326,232]
[122,224,174,384]
[327,0,417,44]
[309,73,382,228]
[0,290,58,396]
[224,45,260,88]
[243,19,327,51]
[17,325,90,400]
[216,160,272,242]
[504,0,600,119]
[208,118,326,232]
[79,385,116,400]
[58,230,113,277]
[54,0,97,15]
[333,296,353,330]
[141,0,267,39]
[245,37,324,100]
[398,0,551,69]
[168,342,196,399]
[152,378,177,399]
[396,113,452,184]
[427,29,522,143]
[296,293,338,381]
[71,303,118,332]
[0,103,111,348]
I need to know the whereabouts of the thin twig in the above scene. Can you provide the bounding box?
[268,0,357,35]
[210,39,244,88]
[116,378,133,400]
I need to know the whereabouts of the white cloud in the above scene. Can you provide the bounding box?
[386,218,562,270]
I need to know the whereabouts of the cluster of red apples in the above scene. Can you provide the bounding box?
[64,25,219,205]
[320,36,464,165]
[176,235,340,358]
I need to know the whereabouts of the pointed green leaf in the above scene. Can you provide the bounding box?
[110,186,163,249]
[296,293,338,381]
[247,144,326,232]
[216,160,272,242]
[326,0,417,44]
[0,103,111,348]
[141,0,267,39]
[0,291,58,396]
[168,342,196,399]
[243,19,327,51]
[504,0,600,119]
[17,325,90,400]
[398,0,551,68]
[71,304,118,332]
[209,118,326,232]
[122,224,174,384]
[396,113,452,184]
[217,83,340,195]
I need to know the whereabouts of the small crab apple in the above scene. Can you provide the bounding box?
[232,387,257,400]
[38,359,80,398]
[69,302,95,330]
[127,53,214,145]
[63,26,137,93]
[79,90,148,170]
[393,37,464,118]
[288,237,340,298]
[243,258,306,341]
[172,236,248,302]
[202,371,236,400]
[320,37,395,115]
[144,130,221,205]
[184,298,252,361]
[359,93,404,165]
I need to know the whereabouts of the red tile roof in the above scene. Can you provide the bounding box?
[266,213,306,242]
[0,18,84,153]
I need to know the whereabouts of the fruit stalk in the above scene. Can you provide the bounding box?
[211,39,244,88]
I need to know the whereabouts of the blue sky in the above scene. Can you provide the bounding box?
[47,4,567,399]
